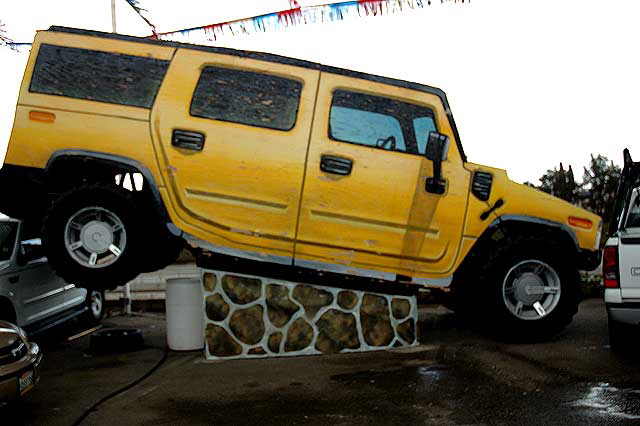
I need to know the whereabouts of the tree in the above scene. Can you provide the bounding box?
[539,162,578,203]
[582,154,621,223]
[0,20,16,50]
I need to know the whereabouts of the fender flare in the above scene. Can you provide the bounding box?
[485,214,580,252]
[45,149,171,223]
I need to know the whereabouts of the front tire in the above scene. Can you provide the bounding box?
[477,240,580,341]
[43,184,143,290]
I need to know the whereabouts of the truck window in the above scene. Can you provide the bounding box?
[190,67,302,131]
[330,106,406,152]
[29,44,169,108]
[626,189,640,228]
[0,222,17,262]
[413,116,438,155]
[329,90,436,155]
[19,239,45,264]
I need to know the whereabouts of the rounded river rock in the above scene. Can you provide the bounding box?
[229,305,265,345]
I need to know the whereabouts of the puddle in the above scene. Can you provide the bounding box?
[570,383,640,420]
[330,363,449,387]
[417,365,448,383]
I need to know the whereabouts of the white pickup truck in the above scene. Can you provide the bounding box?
[603,149,640,348]
[0,215,104,334]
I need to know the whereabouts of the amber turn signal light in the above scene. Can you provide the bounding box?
[29,110,56,123]
[568,216,593,229]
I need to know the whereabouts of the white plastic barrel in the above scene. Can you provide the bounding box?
[166,277,204,351]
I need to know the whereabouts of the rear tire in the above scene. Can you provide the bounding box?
[43,184,143,290]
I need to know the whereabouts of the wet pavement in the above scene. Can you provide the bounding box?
[3,298,640,425]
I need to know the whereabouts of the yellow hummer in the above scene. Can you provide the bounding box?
[0,27,601,338]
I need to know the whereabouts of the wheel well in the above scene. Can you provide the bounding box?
[452,219,578,290]
[0,297,17,323]
[44,155,169,224]
[47,156,144,193]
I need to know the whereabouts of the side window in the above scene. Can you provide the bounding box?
[413,116,438,155]
[0,222,18,262]
[626,190,640,228]
[330,107,406,151]
[329,90,437,155]
[19,239,45,264]
[190,67,302,131]
[30,44,169,108]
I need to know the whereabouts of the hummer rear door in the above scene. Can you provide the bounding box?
[151,49,319,264]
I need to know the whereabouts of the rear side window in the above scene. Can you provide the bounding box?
[190,67,302,131]
[329,90,437,156]
[30,44,169,108]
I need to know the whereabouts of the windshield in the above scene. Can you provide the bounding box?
[0,221,18,262]
[626,189,640,229]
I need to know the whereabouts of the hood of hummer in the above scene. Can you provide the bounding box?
[466,163,602,251]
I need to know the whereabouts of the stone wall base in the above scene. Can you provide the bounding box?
[202,269,418,360]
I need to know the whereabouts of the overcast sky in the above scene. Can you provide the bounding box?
[1,0,638,184]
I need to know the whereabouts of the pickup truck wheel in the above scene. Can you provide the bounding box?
[479,242,580,341]
[43,184,143,290]
[83,289,105,324]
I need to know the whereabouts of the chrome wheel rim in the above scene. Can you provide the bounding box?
[502,260,561,320]
[64,207,126,269]
[90,290,103,318]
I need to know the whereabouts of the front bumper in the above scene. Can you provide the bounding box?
[0,343,42,401]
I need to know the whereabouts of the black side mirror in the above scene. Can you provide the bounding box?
[425,132,447,195]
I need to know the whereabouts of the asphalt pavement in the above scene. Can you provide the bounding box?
[3,298,640,426]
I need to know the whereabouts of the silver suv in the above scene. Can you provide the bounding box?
[0,215,104,333]
[604,149,640,348]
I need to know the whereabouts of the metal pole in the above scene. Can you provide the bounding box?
[124,283,132,315]
[111,0,117,33]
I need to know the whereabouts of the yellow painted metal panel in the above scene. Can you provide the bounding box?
[462,163,602,251]
[7,106,163,182]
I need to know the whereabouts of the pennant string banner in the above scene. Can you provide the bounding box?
[125,0,157,35]
[155,0,468,43]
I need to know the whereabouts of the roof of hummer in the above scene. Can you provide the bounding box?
[46,26,466,162]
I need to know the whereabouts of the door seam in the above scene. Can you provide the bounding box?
[292,72,323,262]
